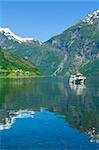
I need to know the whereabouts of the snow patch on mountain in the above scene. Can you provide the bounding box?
[0,27,42,45]
[82,10,99,25]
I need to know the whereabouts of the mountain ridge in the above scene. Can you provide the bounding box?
[0,27,42,45]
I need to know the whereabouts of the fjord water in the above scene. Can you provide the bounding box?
[0,77,99,150]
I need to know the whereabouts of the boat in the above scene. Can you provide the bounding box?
[69,72,86,84]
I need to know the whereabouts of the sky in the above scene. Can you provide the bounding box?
[0,0,99,41]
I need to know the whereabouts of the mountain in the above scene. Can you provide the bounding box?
[0,27,64,75]
[0,10,99,76]
[0,48,42,78]
[45,10,99,76]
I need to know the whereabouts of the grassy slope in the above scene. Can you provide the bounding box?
[0,49,42,77]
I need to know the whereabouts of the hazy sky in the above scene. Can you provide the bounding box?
[0,0,98,41]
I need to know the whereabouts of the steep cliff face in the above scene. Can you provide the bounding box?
[45,10,99,75]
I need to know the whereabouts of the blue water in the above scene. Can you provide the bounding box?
[0,77,99,150]
[1,111,98,150]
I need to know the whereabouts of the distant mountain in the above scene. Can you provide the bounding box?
[0,27,42,45]
[0,27,64,75]
[0,48,42,78]
[0,10,99,76]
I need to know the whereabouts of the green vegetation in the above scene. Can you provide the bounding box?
[0,48,42,78]
[46,20,99,76]
[79,60,99,76]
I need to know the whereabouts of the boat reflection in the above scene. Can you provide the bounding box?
[69,82,86,95]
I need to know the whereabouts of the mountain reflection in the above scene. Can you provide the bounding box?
[0,77,99,143]
[0,110,35,130]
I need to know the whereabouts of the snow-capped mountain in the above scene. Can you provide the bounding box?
[82,10,99,25]
[0,27,42,45]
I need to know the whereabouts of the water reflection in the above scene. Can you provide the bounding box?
[88,128,99,143]
[0,77,99,144]
[0,110,35,130]
[69,83,86,95]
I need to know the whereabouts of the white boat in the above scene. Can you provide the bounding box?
[69,72,86,84]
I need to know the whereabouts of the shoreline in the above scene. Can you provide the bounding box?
[0,76,43,79]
